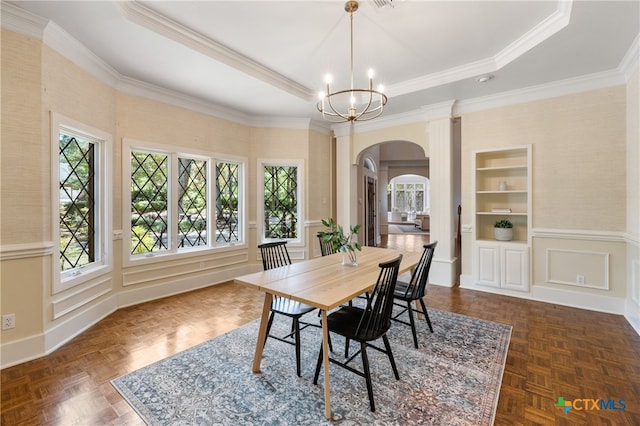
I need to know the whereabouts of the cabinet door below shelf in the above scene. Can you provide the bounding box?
[475,242,529,292]
[502,245,529,291]
[476,245,500,288]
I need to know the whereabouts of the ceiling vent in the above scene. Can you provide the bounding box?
[371,0,395,9]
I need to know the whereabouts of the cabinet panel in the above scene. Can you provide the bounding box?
[476,245,500,288]
[475,243,529,292]
[502,246,529,291]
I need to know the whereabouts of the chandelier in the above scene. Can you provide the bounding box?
[317,1,387,123]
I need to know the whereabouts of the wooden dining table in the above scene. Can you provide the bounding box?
[234,246,421,419]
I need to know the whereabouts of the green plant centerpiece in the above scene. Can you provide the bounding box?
[318,218,362,266]
[493,219,513,241]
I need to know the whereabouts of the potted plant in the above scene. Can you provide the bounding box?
[494,219,513,241]
[318,218,362,266]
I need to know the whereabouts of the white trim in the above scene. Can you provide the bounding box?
[532,228,626,242]
[619,33,640,81]
[3,2,633,132]
[388,1,573,98]
[122,138,248,268]
[256,158,305,246]
[0,265,256,369]
[114,1,314,102]
[52,112,113,295]
[51,277,113,320]
[455,69,626,116]
[0,241,54,260]
[545,248,610,290]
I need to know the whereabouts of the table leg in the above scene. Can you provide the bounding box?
[321,309,332,419]
[416,300,423,320]
[252,293,272,373]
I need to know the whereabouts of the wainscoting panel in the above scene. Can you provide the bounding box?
[51,276,113,320]
[545,248,609,290]
[122,250,248,287]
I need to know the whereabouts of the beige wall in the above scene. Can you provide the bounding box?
[461,87,628,304]
[0,30,332,366]
[2,25,638,366]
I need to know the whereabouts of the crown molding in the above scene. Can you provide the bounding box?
[388,0,573,97]
[454,68,627,115]
[1,2,48,40]
[115,1,315,102]
[619,33,640,81]
[116,75,253,125]
[2,1,633,132]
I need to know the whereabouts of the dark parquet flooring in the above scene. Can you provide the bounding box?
[2,233,639,425]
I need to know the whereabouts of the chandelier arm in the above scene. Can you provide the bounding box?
[325,89,352,121]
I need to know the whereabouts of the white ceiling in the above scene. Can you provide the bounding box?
[6,1,640,124]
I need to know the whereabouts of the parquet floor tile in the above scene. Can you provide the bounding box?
[2,233,639,425]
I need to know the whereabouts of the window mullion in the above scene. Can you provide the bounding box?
[168,154,178,253]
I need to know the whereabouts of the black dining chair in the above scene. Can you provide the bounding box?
[391,241,437,348]
[258,241,317,377]
[313,255,403,412]
[317,232,337,256]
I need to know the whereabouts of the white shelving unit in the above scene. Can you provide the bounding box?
[473,146,531,292]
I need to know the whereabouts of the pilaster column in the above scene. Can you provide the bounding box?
[335,128,357,230]
[429,117,456,286]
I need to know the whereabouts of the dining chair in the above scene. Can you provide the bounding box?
[391,241,437,348]
[317,232,337,256]
[312,255,403,412]
[258,241,317,377]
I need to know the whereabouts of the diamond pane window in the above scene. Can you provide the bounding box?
[216,161,240,243]
[178,158,208,248]
[59,135,96,271]
[130,151,169,254]
[264,165,298,239]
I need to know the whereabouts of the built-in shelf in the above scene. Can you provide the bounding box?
[473,145,532,292]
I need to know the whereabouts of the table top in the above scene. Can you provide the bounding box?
[235,246,420,311]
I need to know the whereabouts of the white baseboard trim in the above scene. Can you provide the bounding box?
[530,285,624,315]
[0,333,46,369]
[624,299,640,336]
[429,258,456,287]
[458,275,637,335]
[1,264,259,369]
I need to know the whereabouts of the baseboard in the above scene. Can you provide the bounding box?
[1,264,258,369]
[458,275,638,336]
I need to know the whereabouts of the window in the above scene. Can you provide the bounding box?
[215,161,240,243]
[125,140,245,262]
[53,113,111,293]
[388,175,429,213]
[259,160,303,242]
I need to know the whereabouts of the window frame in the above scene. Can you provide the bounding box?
[257,158,304,246]
[123,138,246,267]
[52,112,112,294]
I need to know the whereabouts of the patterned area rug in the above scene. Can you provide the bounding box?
[112,307,511,425]
[388,224,429,234]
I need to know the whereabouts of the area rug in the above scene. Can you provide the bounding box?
[388,223,429,234]
[112,307,511,425]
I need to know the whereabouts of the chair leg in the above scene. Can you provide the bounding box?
[360,342,375,412]
[382,334,400,380]
[419,299,434,333]
[344,338,350,358]
[313,344,323,385]
[407,301,419,349]
[293,318,302,377]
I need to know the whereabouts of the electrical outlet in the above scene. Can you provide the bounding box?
[576,275,585,285]
[2,314,15,330]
